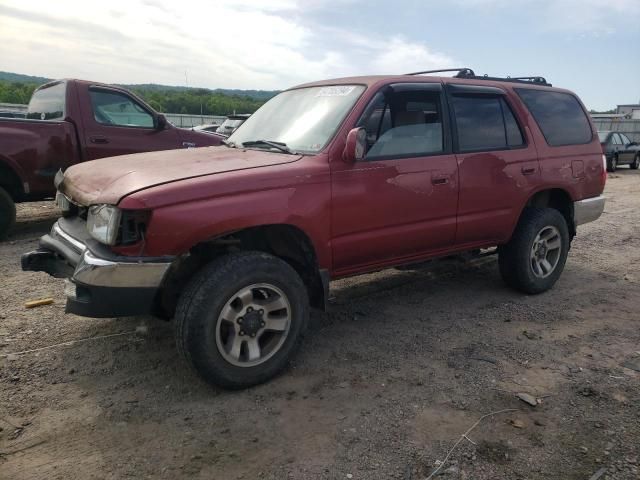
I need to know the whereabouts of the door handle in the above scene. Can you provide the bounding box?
[432,175,449,185]
[89,135,109,144]
[521,167,537,175]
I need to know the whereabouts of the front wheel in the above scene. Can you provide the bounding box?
[175,251,309,389]
[631,154,640,170]
[499,208,570,294]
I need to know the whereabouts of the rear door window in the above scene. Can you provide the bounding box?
[515,89,592,146]
[451,96,524,151]
[612,134,622,145]
[26,82,65,120]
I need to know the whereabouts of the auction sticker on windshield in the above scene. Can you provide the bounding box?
[316,86,356,97]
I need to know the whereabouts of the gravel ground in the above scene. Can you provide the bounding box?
[1,171,639,480]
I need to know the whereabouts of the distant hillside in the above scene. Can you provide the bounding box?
[131,83,278,101]
[0,72,279,101]
[0,71,51,85]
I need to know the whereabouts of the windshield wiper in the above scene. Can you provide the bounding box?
[222,139,237,148]
[241,140,294,154]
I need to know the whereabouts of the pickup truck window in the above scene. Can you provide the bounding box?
[452,96,523,151]
[227,85,365,153]
[361,89,444,159]
[89,89,154,128]
[26,82,65,120]
[515,89,592,147]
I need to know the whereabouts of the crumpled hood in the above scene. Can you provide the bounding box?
[60,145,301,205]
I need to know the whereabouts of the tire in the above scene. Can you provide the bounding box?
[631,154,640,170]
[498,208,570,294]
[608,155,618,172]
[175,251,309,389]
[0,187,16,241]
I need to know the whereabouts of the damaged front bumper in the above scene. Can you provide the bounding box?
[22,218,174,318]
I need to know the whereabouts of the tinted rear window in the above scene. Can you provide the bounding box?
[27,82,65,120]
[452,96,505,151]
[516,89,592,146]
[451,96,524,151]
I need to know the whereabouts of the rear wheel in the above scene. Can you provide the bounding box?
[607,155,618,172]
[499,208,570,294]
[631,154,640,170]
[175,251,309,389]
[0,187,16,240]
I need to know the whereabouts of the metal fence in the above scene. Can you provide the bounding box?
[164,113,227,128]
[0,102,28,113]
[592,119,640,143]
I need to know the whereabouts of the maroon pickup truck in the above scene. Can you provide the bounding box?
[0,79,223,237]
[23,69,606,389]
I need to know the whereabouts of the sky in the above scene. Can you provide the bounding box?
[0,0,639,110]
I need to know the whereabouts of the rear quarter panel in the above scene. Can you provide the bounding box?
[515,87,605,202]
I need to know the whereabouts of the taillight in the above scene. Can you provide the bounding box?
[601,154,607,187]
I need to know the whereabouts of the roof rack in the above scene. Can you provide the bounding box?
[405,68,552,87]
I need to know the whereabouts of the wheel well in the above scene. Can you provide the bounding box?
[526,189,575,237]
[0,160,24,200]
[158,224,327,318]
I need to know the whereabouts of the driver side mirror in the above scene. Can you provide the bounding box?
[154,113,168,130]
[630,141,638,147]
[343,127,367,163]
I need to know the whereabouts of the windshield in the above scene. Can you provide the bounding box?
[597,131,610,142]
[228,85,365,153]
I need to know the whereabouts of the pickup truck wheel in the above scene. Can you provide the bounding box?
[608,155,617,172]
[0,187,16,240]
[631,154,640,170]
[498,208,569,294]
[175,251,309,389]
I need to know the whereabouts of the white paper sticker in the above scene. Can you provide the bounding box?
[316,86,356,97]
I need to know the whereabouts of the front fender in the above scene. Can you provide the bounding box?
[139,185,332,269]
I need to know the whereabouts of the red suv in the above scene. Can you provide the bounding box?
[22,68,606,389]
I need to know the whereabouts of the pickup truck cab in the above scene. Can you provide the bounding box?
[0,79,223,238]
[22,69,606,389]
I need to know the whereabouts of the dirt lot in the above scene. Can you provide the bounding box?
[1,171,639,480]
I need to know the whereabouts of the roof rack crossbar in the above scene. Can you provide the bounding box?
[405,68,476,77]
[464,75,552,86]
[511,76,549,84]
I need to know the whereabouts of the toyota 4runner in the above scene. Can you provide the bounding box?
[22,68,606,389]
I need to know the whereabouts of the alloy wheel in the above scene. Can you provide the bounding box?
[215,283,291,367]
[530,226,562,278]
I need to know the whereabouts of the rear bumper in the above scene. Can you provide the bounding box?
[574,195,605,227]
[22,220,173,318]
